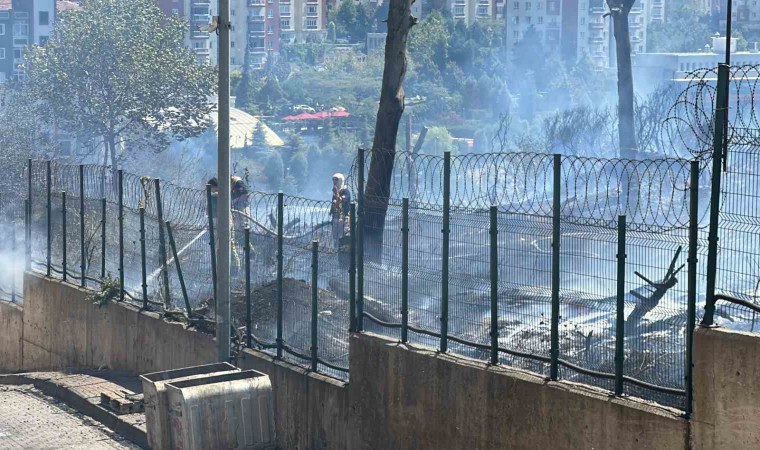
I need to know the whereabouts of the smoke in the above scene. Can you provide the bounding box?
[0,222,24,303]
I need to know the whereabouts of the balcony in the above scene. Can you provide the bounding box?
[192,1,211,5]
[589,36,604,43]
[191,14,210,23]
[590,21,604,29]
[248,0,265,5]
[248,15,266,22]
[306,10,319,17]
[191,30,209,38]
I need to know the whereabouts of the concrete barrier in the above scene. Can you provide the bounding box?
[349,332,689,450]
[19,272,348,450]
[0,300,23,372]
[21,272,760,450]
[693,326,760,449]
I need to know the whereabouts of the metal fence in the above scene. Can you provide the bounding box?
[350,149,701,412]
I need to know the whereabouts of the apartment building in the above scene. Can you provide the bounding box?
[504,0,648,69]
[157,0,219,65]
[0,0,62,84]
[248,0,327,69]
[448,0,496,24]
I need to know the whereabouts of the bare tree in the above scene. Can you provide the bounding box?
[363,0,417,260]
[607,0,637,160]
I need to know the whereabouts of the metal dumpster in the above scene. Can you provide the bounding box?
[140,363,240,450]
[166,370,275,450]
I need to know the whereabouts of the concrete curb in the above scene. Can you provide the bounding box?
[0,373,148,449]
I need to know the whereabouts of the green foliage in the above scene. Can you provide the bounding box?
[264,151,284,190]
[289,151,309,191]
[647,0,713,52]
[89,273,121,307]
[329,0,374,42]
[328,22,337,43]
[420,126,455,154]
[408,11,449,80]
[24,0,217,167]
[251,121,270,152]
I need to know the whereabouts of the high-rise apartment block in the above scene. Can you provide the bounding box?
[159,0,327,69]
[0,0,71,84]
[503,0,650,68]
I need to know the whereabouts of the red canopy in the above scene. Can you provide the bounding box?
[282,111,350,121]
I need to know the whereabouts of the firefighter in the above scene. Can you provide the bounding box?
[330,173,351,249]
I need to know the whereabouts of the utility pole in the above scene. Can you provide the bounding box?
[216,0,232,362]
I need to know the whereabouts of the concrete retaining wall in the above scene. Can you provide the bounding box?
[349,333,688,450]
[0,300,23,372]
[693,327,760,449]
[20,273,348,450]
[22,273,760,450]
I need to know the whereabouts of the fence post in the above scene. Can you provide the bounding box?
[11,225,16,303]
[550,154,561,380]
[401,197,409,343]
[276,192,284,358]
[62,191,67,282]
[686,160,700,417]
[615,215,627,396]
[46,160,51,277]
[703,63,729,327]
[154,179,171,308]
[79,165,86,287]
[489,206,499,364]
[311,240,319,372]
[206,184,218,301]
[26,159,32,272]
[440,151,451,353]
[245,227,252,349]
[357,148,365,332]
[118,170,124,302]
[100,198,106,279]
[24,199,30,272]
[349,202,357,332]
[140,207,148,309]
[167,221,193,318]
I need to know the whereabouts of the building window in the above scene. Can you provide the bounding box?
[231,41,235,47]
[526,16,531,23]
[580,17,585,25]
[232,9,235,15]
[280,5,290,15]
[580,31,585,38]
[280,19,290,29]
[39,11,49,25]
[268,41,273,49]
[538,2,542,8]
[0,48,5,59]
[171,8,179,15]
[513,1,519,9]
[455,5,465,15]
[307,5,318,14]
[0,12,9,19]
[538,16,543,23]
[232,57,236,64]
[13,49,21,59]
[513,30,519,38]
[0,24,4,35]
[477,5,488,14]
[40,35,49,45]
[268,25,273,34]
[13,23,29,37]
[526,2,531,9]
[512,16,519,24]
[306,18,317,29]
[268,9,273,17]
[14,12,28,19]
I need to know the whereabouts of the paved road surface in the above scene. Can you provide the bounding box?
[0,385,140,449]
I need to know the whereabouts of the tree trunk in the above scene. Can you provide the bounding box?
[363,0,416,262]
[609,0,637,159]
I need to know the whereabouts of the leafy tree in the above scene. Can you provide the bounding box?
[251,121,270,152]
[24,0,216,169]
[408,10,448,80]
[289,151,308,191]
[420,126,455,154]
[264,151,285,190]
[647,0,713,52]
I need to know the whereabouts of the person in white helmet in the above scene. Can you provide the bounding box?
[330,173,351,249]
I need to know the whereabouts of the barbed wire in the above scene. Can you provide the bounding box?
[349,149,699,232]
